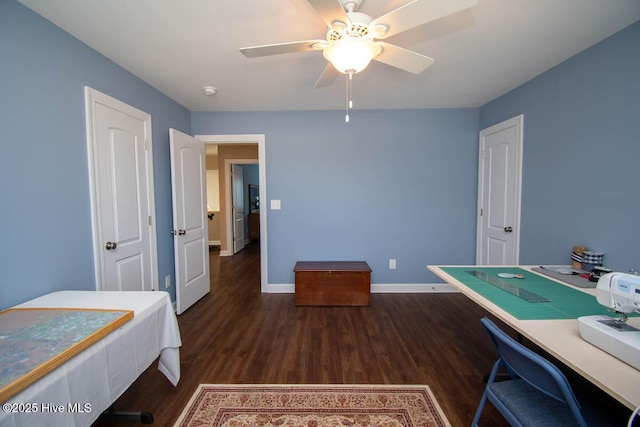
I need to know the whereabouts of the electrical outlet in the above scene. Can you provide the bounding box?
[165,275,171,289]
[389,259,396,269]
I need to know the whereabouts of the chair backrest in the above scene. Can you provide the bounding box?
[480,317,581,406]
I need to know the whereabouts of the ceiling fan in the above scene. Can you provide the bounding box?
[240,0,478,120]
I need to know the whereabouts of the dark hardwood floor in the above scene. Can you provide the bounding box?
[94,242,631,426]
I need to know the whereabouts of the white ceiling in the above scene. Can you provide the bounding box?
[18,0,640,112]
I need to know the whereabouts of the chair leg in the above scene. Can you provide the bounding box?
[471,389,489,427]
[473,360,501,426]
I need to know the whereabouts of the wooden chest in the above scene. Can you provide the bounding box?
[294,261,371,306]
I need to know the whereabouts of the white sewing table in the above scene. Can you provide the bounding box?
[0,291,181,427]
[429,265,640,411]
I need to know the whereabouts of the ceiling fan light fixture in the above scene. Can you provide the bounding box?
[323,37,380,74]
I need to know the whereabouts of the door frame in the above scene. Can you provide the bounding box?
[476,114,523,265]
[84,87,159,290]
[196,134,268,293]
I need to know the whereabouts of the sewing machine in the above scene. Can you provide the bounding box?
[578,273,640,370]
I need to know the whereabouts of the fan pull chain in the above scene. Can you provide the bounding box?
[345,70,354,123]
[345,72,350,123]
[349,71,353,109]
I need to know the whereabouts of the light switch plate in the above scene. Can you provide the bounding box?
[271,199,281,210]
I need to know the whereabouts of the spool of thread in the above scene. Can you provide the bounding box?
[572,245,587,269]
[582,251,604,272]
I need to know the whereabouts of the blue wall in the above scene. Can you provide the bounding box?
[2,0,637,309]
[192,109,480,284]
[243,164,260,189]
[480,22,640,272]
[0,0,191,309]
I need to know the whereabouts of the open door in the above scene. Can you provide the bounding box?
[170,129,210,314]
[231,164,245,254]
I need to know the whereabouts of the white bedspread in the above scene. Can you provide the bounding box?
[0,291,182,427]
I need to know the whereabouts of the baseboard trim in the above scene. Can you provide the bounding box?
[265,283,457,294]
[266,283,295,293]
[208,240,221,246]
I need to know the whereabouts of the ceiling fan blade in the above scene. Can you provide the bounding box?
[315,63,340,88]
[374,42,434,74]
[306,0,349,28]
[240,40,324,58]
[371,0,478,39]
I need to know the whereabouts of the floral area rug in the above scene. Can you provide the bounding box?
[174,384,451,427]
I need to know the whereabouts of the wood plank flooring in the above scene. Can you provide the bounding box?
[93,242,631,426]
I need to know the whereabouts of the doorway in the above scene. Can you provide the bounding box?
[196,134,268,293]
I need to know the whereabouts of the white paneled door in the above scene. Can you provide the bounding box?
[170,129,210,314]
[85,87,158,292]
[476,115,523,265]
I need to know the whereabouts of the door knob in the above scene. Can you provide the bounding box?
[504,226,513,233]
[170,229,177,236]
[178,229,186,235]
[105,241,117,250]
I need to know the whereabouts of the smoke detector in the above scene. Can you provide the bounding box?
[203,86,217,96]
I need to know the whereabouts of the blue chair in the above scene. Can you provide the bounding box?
[472,317,588,427]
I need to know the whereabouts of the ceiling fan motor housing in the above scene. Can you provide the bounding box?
[328,11,373,41]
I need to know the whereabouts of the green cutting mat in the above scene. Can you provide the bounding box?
[441,267,614,320]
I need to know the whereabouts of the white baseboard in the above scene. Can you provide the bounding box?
[265,283,457,294]
[208,240,221,246]
[266,283,295,293]
[219,250,232,256]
